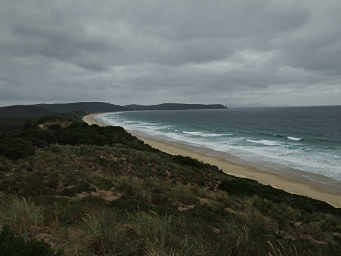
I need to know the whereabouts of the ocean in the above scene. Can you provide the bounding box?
[97,106,341,182]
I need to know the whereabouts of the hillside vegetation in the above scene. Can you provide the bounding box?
[0,114,340,256]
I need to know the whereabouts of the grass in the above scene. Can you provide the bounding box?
[0,197,44,238]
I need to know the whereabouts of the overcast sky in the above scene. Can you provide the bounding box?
[1,0,341,106]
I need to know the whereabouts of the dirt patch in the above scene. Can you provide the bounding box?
[76,190,122,202]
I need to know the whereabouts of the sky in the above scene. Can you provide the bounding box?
[1,0,341,107]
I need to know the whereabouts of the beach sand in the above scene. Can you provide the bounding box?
[82,113,341,208]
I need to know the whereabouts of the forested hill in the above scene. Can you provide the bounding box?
[36,102,126,113]
[123,103,227,111]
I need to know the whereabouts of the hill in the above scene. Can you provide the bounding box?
[124,103,227,111]
[36,102,125,113]
[0,105,55,133]
[0,105,54,119]
[0,113,340,255]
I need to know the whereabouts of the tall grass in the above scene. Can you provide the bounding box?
[81,209,141,255]
[0,196,44,237]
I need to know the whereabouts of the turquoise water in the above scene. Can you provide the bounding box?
[98,106,341,181]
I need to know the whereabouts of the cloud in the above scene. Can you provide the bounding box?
[0,0,340,106]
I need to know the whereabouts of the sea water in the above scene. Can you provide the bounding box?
[97,106,341,181]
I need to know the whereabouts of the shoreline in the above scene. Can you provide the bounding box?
[82,113,341,208]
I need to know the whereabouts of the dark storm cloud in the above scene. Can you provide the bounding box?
[0,0,340,106]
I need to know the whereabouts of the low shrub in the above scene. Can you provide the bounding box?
[0,226,61,256]
[172,155,203,168]
[0,138,35,160]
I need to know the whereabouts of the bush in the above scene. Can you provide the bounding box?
[218,178,259,197]
[172,155,203,168]
[219,177,339,215]
[0,138,35,160]
[0,226,61,256]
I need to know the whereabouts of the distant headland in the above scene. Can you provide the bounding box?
[0,102,227,118]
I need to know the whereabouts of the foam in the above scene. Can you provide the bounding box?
[260,132,286,138]
[287,136,303,141]
[183,131,232,137]
[246,139,281,146]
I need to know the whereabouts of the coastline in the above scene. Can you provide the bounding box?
[82,113,341,208]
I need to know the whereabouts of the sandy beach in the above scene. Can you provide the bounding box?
[83,113,341,208]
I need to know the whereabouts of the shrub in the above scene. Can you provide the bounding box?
[0,138,35,160]
[172,155,203,168]
[0,225,61,256]
[218,178,339,215]
[218,178,260,197]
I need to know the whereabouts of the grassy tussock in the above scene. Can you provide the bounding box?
[0,197,44,237]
